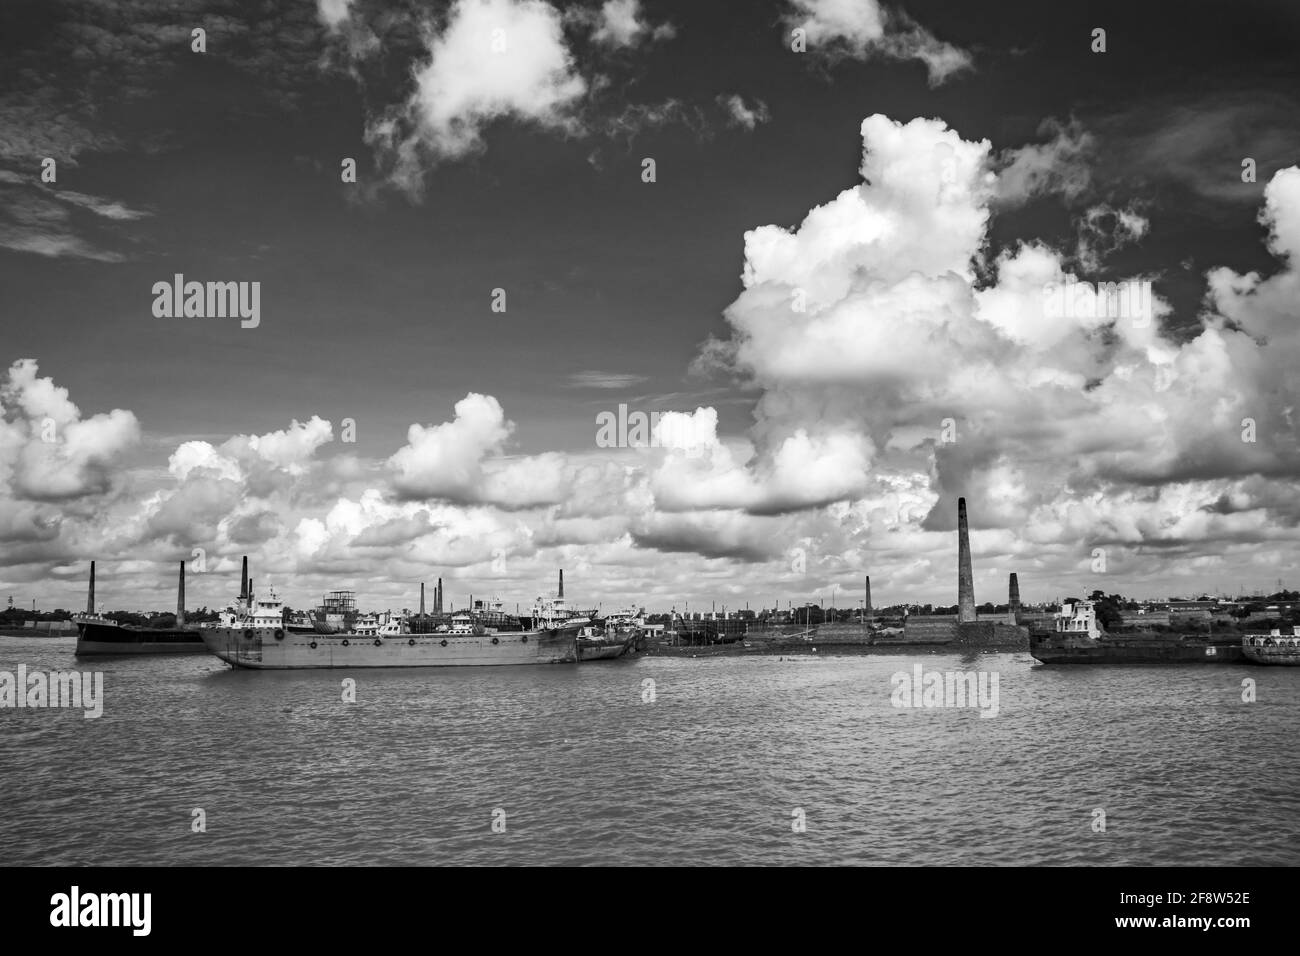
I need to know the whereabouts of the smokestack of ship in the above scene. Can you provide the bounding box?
[1008,573,1021,625]
[177,560,185,627]
[864,575,872,623]
[240,555,249,601]
[957,497,976,623]
[87,560,95,614]
[558,569,564,600]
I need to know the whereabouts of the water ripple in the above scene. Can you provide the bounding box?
[0,638,1296,865]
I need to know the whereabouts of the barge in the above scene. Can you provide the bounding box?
[1029,600,1245,664]
[74,560,205,656]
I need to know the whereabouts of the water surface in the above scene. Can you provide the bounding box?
[1,636,1294,865]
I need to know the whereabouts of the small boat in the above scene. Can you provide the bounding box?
[1242,627,1300,665]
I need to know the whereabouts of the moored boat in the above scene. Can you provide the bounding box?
[1242,627,1300,665]
[1029,599,1245,664]
[200,583,579,669]
[574,623,639,660]
[74,560,205,656]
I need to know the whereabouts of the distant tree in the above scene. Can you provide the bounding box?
[1088,590,1124,629]
[1095,604,1122,629]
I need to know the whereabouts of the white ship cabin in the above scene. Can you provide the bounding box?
[604,607,646,629]
[1245,626,1300,648]
[354,610,405,637]
[472,596,506,615]
[447,611,479,635]
[218,586,285,628]
[532,595,591,629]
[1055,601,1101,640]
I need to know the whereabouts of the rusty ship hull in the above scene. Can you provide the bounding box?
[201,624,579,669]
[1029,631,1246,664]
[73,617,205,656]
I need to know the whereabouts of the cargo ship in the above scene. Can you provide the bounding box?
[1029,600,1245,664]
[1242,627,1300,665]
[74,560,205,656]
[200,576,587,669]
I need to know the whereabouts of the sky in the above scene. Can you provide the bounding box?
[2,0,1300,615]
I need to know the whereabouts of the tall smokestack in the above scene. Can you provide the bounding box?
[1008,573,1021,625]
[957,497,976,623]
[240,556,249,601]
[558,569,564,599]
[436,578,443,614]
[865,575,872,622]
[249,578,254,602]
[87,561,95,614]
[420,582,426,618]
[177,560,186,627]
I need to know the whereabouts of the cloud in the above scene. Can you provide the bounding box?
[1098,91,1300,205]
[366,0,587,193]
[599,98,706,144]
[0,178,150,262]
[717,94,770,130]
[567,370,649,389]
[784,0,972,85]
[223,417,335,475]
[0,359,140,502]
[1075,202,1150,271]
[387,392,571,509]
[995,117,1094,206]
[695,112,1300,600]
[389,393,513,500]
[317,0,357,30]
[587,0,675,48]
[0,0,322,258]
